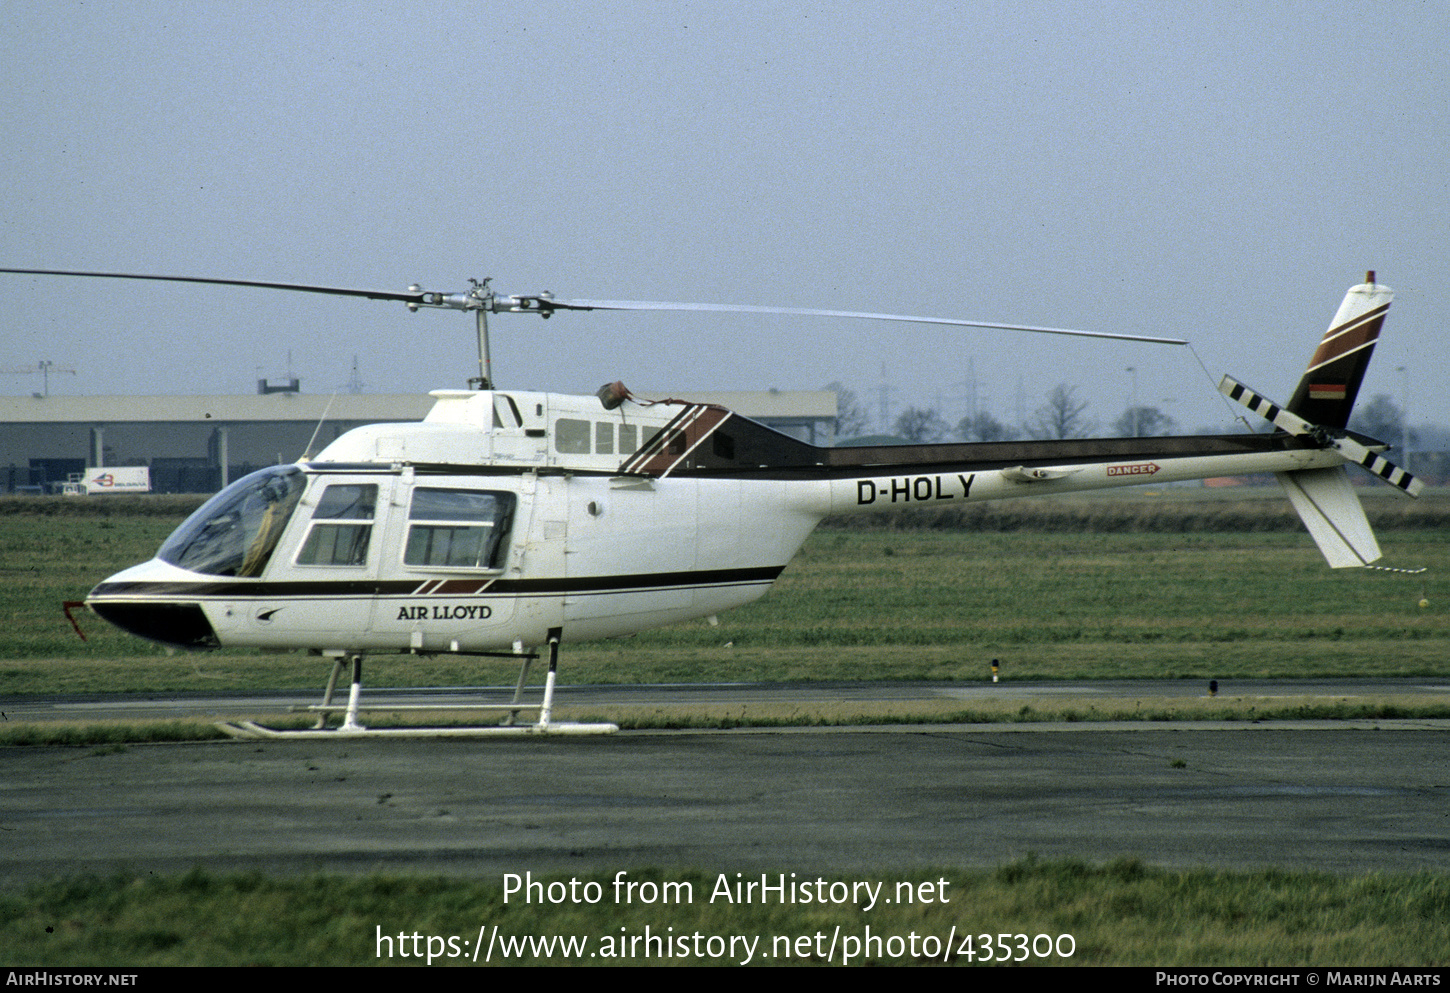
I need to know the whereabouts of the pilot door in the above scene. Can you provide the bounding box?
[245,472,390,651]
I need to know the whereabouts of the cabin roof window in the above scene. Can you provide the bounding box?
[619,423,641,455]
[493,394,523,429]
[555,418,591,454]
[712,431,736,460]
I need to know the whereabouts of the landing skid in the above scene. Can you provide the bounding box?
[216,720,619,739]
[216,630,618,739]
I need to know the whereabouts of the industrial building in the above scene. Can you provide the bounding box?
[1,387,838,494]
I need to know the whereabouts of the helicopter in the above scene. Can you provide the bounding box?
[1,268,1421,738]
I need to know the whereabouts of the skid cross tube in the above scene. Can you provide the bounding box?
[219,636,617,738]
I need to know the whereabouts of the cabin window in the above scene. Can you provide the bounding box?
[555,418,591,454]
[157,464,306,577]
[296,484,377,567]
[619,423,640,455]
[595,421,614,454]
[404,488,515,570]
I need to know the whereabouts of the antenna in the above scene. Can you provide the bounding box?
[875,363,896,434]
[1,360,76,396]
[301,393,338,461]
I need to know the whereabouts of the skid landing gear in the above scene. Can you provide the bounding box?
[217,630,618,739]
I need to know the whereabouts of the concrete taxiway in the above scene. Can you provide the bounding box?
[8,677,1450,724]
[2,682,1447,883]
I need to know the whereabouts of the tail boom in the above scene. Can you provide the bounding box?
[820,438,1347,516]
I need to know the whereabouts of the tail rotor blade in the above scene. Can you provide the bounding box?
[1220,376,1421,496]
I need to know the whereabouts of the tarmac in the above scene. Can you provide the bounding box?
[4,679,1448,883]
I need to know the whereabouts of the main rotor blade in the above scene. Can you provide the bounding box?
[0,268,1185,345]
[0,268,425,305]
[534,298,1188,345]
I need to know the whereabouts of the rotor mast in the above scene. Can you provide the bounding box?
[476,309,491,390]
[405,277,505,389]
[401,276,567,390]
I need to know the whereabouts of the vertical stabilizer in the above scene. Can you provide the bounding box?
[1275,466,1381,567]
[1285,273,1392,428]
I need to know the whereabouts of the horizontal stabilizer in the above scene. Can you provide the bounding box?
[1275,466,1381,568]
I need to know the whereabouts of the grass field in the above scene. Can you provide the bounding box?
[3,490,1447,966]
[2,489,1444,692]
[5,860,1448,966]
[1,487,1446,738]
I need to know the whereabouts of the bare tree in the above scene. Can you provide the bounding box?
[824,381,870,438]
[957,410,1013,442]
[1350,394,1412,445]
[1028,384,1094,440]
[1113,405,1176,437]
[894,406,948,442]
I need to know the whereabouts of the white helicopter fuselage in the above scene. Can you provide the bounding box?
[87,388,829,653]
[87,383,1351,657]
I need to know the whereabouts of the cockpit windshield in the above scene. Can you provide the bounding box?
[157,465,306,577]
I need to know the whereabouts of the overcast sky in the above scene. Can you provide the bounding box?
[3,1,1446,436]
